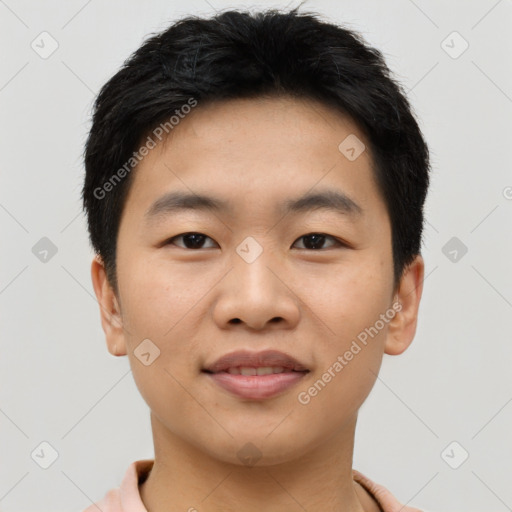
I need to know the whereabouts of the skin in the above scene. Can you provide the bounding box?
[91,96,424,512]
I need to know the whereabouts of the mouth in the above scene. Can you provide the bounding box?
[202,349,310,400]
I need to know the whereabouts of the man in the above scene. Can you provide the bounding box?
[82,7,430,511]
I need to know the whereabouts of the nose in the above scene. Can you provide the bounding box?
[211,245,301,331]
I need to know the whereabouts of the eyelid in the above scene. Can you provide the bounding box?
[292,233,344,250]
[165,233,218,249]
[163,232,347,250]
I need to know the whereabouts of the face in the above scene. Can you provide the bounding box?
[92,96,424,466]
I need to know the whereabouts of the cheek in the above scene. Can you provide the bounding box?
[118,252,199,336]
[298,259,392,419]
[299,260,391,410]
[117,263,200,424]
[310,257,392,340]
[117,249,225,380]
[296,271,391,416]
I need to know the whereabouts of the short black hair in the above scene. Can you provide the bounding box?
[82,7,430,294]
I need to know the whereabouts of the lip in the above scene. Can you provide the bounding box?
[203,349,309,373]
[202,349,310,401]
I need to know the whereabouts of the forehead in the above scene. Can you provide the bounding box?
[162,96,369,165]
[122,96,384,224]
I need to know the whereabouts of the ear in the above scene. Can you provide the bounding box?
[384,254,425,356]
[90,255,127,357]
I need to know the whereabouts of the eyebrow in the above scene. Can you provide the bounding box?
[144,189,363,223]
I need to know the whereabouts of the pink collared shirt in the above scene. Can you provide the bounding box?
[82,460,426,512]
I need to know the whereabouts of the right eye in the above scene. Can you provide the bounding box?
[164,232,218,250]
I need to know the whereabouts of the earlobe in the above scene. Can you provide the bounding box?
[384,255,425,356]
[90,255,127,357]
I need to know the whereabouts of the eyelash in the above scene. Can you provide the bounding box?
[163,232,346,250]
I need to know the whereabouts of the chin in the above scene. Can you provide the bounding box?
[198,429,313,468]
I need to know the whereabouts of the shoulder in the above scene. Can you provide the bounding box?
[353,469,426,512]
[81,459,154,512]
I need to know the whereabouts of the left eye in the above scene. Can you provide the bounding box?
[292,233,342,250]
[165,232,343,250]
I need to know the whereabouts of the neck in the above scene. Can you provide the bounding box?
[139,412,378,512]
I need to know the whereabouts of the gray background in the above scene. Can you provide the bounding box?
[1,0,511,511]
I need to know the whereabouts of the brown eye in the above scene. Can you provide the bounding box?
[293,233,342,250]
[166,233,217,249]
